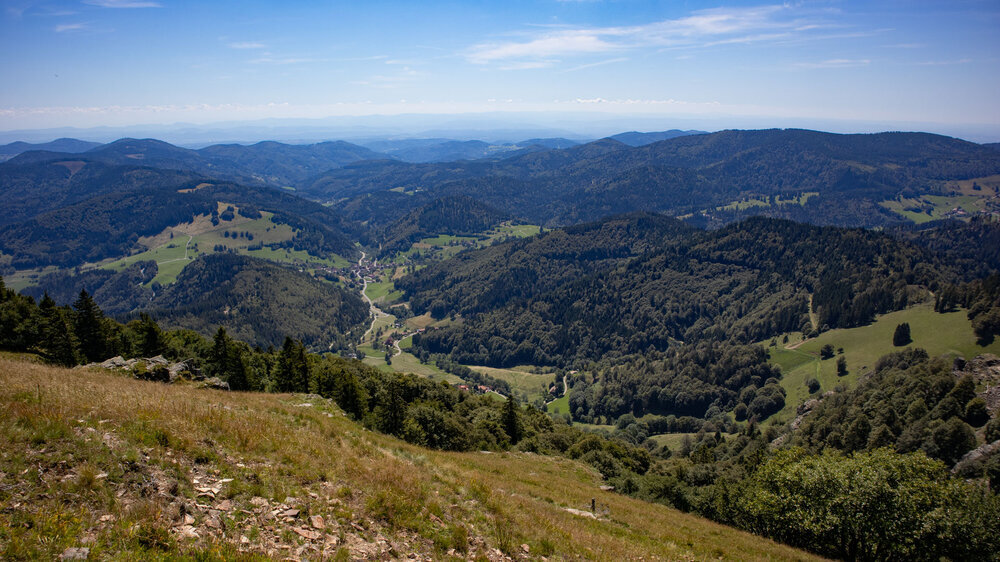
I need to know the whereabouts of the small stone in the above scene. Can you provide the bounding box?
[521,543,530,553]
[60,547,89,560]
[250,496,269,507]
[184,514,195,525]
[216,499,232,511]
[293,527,320,540]
[280,508,300,519]
[240,535,250,544]
[309,515,325,529]
[177,525,199,539]
[99,514,115,522]
[205,516,222,529]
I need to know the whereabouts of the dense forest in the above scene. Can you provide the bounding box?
[377,195,508,257]
[404,215,939,369]
[304,130,1000,228]
[24,254,368,350]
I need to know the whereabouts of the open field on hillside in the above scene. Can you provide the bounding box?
[0,358,821,560]
[880,193,998,223]
[465,365,555,403]
[766,302,1000,424]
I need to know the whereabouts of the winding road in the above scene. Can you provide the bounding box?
[357,251,389,343]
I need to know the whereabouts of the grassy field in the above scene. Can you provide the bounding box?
[765,302,1000,424]
[880,193,995,223]
[364,280,403,304]
[547,395,570,416]
[464,365,554,403]
[92,210,349,287]
[716,192,819,212]
[0,357,820,560]
[650,432,739,452]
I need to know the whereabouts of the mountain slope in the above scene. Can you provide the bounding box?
[608,129,705,146]
[7,137,383,188]
[149,253,368,349]
[402,214,940,368]
[0,138,102,160]
[378,195,509,256]
[306,129,1000,228]
[0,355,821,561]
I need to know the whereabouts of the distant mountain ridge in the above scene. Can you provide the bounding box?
[305,128,1000,228]
[608,129,705,146]
[0,138,102,160]
[6,137,384,187]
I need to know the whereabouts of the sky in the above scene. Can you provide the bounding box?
[1,0,998,139]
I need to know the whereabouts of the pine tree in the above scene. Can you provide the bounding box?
[40,294,81,366]
[502,394,522,445]
[275,337,309,393]
[73,289,106,363]
[134,313,166,357]
[892,322,912,346]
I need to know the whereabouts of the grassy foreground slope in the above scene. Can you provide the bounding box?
[0,357,819,561]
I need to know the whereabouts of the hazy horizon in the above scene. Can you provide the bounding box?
[2,1,997,142]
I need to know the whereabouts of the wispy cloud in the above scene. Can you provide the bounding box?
[916,58,972,66]
[466,4,832,68]
[83,0,161,7]
[228,41,266,49]
[55,22,89,32]
[561,57,628,73]
[794,58,870,69]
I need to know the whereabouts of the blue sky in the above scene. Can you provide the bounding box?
[1,0,998,137]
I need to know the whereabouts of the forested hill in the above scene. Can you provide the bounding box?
[148,253,368,349]
[6,137,384,188]
[0,175,362,268]
[377,195,508,256]
[304,129,1000,228]
[404,214,942,368]
[0,159,202,227]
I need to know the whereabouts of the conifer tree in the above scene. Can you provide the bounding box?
[275,337,309,393]
[502,394,522,444]
[40,293,81,366]
[73,289,106,363]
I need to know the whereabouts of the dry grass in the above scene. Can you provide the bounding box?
[0,357,822,561]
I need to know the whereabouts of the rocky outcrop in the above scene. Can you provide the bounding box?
[84,356,207,385]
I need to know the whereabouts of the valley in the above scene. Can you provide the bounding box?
[3,127,1000,559]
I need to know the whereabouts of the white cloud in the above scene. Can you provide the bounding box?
[83,0,161,7]
[465,4,830,67]
[228,41,266,49]
[794,58,870,69]
[55,22,88,32]
[916,58,972,66]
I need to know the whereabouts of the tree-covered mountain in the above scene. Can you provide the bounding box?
[147,253,368,350]
[402,214,941,369]
[0,138,102,161]
[377,195,508,256]
[305,129,1000,228]
[608,129,705,146]
[6,137,384,188]
[0,180,361,269]
[0,159,203,227]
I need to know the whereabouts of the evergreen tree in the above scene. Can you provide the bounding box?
[275,337,309,393]
[836,356,848,376]
[893,322,912,346]
[73,289,107,363]
[133,313,167,357]
[502,394,522,444]
[40,294,81,366]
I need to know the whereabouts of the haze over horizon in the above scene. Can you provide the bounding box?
[2,0,998,142]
